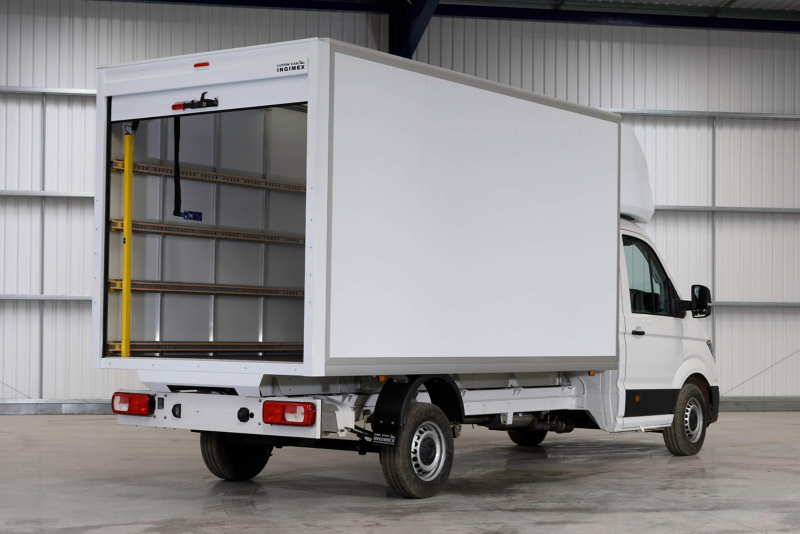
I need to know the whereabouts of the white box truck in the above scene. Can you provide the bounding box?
[93,38,718,498]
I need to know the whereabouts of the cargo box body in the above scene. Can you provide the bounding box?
[93,38,621,379]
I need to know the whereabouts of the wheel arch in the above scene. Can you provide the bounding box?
[679,371,720,425]
[672,355,717,391]
[371,375,465,446]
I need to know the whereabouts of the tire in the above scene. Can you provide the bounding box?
[200,432,273,481]
[663,383,707,456]
[379,403,455,499]
[507,428,548,447]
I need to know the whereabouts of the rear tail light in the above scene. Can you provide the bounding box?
[262,401,316,426]
[111,392,154,416]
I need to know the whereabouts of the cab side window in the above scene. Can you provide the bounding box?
[623,235,671,316]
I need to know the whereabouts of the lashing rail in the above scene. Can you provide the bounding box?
[108,279,304,298]
[110,160,306,194]
[107,341,303,355]
[108,219,305,246]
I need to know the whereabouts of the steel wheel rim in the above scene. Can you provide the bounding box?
[410,420,447,482]
[684,398,704,443]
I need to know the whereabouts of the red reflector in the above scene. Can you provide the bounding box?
[262,401,316,426]
[194,62,209,68]
[172,103,184,110]
[111,392,153,416]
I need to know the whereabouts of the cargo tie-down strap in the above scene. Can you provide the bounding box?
[173,116,181,217]
[171,93,219,217]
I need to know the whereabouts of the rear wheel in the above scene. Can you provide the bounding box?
[200,432,273,481]
[379,403,455,499]
[663,383,707,456]
[507,428,548,447]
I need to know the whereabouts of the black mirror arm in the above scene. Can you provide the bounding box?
[667,280,688,318]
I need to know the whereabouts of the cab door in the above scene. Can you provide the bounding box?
[621,233,683,423]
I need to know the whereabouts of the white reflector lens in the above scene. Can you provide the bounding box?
[113,396,129,412]
[111,392,153,415]
[262,401,316,426]
[284,405,304,422]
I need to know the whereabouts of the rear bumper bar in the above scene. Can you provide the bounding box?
[116,391,321,439]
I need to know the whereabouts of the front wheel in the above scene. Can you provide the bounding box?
[200,432,273,481]
[379,403,455,498]
[663,383,707,456]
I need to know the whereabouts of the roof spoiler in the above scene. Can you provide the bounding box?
[620,125,654,224]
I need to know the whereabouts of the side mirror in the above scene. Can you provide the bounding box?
[691,284,712,318]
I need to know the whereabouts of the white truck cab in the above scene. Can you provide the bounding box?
[619,218,718,435]
[96,39,718,499]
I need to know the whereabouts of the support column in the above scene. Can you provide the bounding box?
[121,121,139,357]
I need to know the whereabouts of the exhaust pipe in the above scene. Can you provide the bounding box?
[550,419,575,434]
[465,413,576,433]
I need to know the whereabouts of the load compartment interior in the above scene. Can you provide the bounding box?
[104,104,307,362]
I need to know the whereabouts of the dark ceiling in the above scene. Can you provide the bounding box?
[451,1,800,20]
[117,0,800,32]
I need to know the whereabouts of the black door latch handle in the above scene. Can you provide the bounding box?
[173,91,219,111]
[631,328,646,336]
[186,91,218,109]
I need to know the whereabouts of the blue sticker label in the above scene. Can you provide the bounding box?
[181,211,202,221]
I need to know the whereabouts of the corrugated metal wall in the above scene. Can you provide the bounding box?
[0,1,388,89]
[0,0,388,400]
[1,0,799,399]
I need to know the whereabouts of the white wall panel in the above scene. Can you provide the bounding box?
[710,31,799,114]
[716,307,800,397]
[0,197,43,401]
[419,19,800,115]
[716,213,800,303]
[416,21,713,111]
[44,95,96,192]
[0,300,41,399]
[42,301,142,399]
[717,119,800,208]
[0,94,43,191]
[43,198,93,296]
[0,197,42,294]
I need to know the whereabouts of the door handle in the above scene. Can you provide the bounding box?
[631,327,645,336]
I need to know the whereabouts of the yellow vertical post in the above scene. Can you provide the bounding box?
[121,132,134,357]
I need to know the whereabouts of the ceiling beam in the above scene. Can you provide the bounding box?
[105,1,800,33]
[104,0,393,12]
[710,0,739,17]
[390,0,441,59]
[435,4,800,33]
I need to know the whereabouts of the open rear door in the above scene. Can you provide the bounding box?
[92,40,322,376]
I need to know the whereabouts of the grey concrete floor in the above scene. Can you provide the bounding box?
[0,413,799,533]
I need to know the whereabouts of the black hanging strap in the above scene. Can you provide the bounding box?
[173,116,182,217]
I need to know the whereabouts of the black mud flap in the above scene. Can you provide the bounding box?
[371,375,464,446]
[709,386,720,424]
